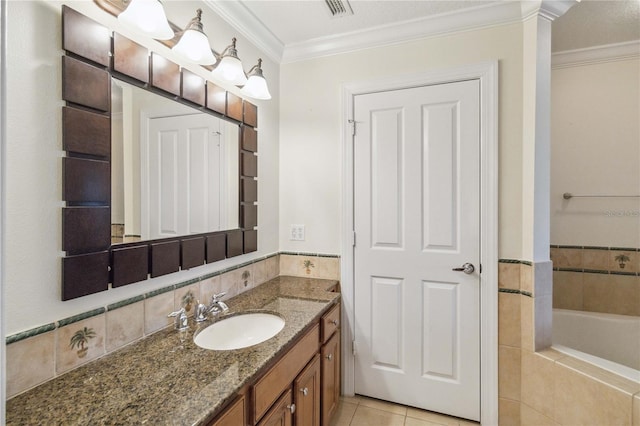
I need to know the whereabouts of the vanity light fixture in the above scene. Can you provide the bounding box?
[211,38,248,86]
[117,0,174,40]
[241,59,272,100]
[171,9,216,65]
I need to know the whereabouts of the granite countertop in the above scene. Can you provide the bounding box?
[6,276,340,425]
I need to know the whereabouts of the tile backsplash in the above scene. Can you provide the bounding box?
[6,253,318,399]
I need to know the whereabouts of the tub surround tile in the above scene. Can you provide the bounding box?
[520,295,534,351]
[520,263,533,295]
[499,262,521,290]
[498,345,521,400]
[550,247,583,269]
[520,403,557,426]
[534,295,553,350]
[498,398,520,426]
[610,250,639,273]
[552,271,583,310]
[6,276,339,425]
[498,292,521,347]
[55,314,106,375]
[533,261,553,297]
[556,356,640,397]
[106,301,144,352]
[583,273,640,316]
[554,359,635,426]
[521,350,556,419]
[633,393,640,426]
[583,248,610,271]
[6,332,55,398]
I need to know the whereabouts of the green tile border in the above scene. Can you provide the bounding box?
[6,323,56,345]
[554,245,640,251]
[498,288,533,298]
[107,295,145,311]
[610,247,639,252]
[498,259,522,264]
[58,308,106,328]
[280,251,340,258]
[610,271,638,276]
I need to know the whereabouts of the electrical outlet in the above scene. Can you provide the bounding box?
[290,225,305,241]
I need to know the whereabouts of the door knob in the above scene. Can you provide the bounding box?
[452,263,475,274]
[325,353,333,361]
[300,387,308,396]
[287,403,296,414]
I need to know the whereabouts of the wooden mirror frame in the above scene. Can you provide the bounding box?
[61,6,258,300]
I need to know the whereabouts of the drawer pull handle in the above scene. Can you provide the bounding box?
[300,387,308,396]
[287,403,296,414]
[325,353,333,361]
[330,319,339,326]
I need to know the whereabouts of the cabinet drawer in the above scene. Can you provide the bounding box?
[253,324,320,422]
[321,303,340,343]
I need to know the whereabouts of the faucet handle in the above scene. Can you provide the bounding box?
[211,292,226,302]
[168,307,189,331]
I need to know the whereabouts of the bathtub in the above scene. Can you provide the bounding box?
[552,309,640,382]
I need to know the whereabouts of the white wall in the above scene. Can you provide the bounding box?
[551,58,640,248]
[4,0,280,335]
[279,23,526,259]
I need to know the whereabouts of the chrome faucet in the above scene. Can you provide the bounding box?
[168,307,189,331]
[194,300,209,322]
[208,292,229,316]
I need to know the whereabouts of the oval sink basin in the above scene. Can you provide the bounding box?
[194,313,285,350]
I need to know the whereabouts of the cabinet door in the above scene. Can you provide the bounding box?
[321,331,341,426]
[258,389,294,426]
[294,354,321,426]
[210,395,245,426]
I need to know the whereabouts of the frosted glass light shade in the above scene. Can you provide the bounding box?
[118,0,174,40]
[172,29,216,65]
[241,75,271,100]
[212,56,247,86]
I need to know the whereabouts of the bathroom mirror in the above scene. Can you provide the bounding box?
[61,5,258,300]
[111,79,239,244]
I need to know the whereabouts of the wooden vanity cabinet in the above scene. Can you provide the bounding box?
[210,302,341,426]
[320,303,341,426]
[209,394,246,426]
[321,331,340,426]
[258,389,293,426]
[294,354,321,426]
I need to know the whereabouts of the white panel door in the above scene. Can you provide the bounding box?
[146,114,222,239]
[353,80,480,421]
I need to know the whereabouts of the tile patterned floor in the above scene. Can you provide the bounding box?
[330,395,481,426]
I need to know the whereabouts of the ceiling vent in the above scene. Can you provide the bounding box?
[325,0,354,18]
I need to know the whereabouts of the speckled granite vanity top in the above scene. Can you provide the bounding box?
[6,276,339,425]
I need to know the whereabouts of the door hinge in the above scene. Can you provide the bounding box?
[352,340,357,356]
[352,231,356,247]
[348,119,361,136]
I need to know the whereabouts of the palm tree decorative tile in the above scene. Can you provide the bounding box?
[69,327,96,358]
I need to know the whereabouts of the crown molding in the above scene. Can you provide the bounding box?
[552,40,640,69]
[282,1,529,63]
[206,0,579,65]
[203,0,284,64]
